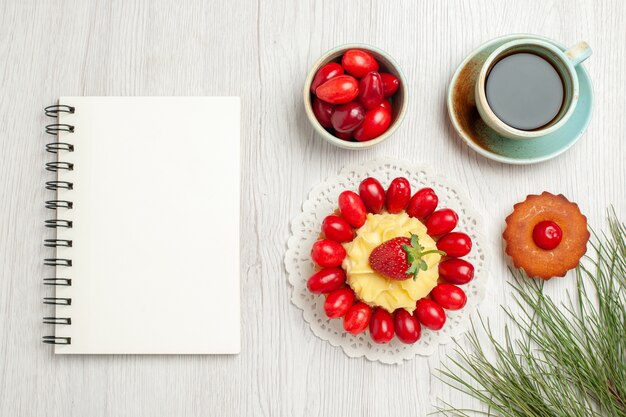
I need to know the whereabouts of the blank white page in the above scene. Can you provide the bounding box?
[53,97,240,354]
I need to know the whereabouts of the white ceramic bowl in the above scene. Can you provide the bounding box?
[303,44,408,150]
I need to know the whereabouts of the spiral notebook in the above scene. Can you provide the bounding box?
[43,97,241,354]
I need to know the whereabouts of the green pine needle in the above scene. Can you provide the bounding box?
[437,208,626,417]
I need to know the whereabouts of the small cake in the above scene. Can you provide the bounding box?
[307,176,475,345]
[503,192,589,279]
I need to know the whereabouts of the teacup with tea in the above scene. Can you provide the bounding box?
[475,39,592,139]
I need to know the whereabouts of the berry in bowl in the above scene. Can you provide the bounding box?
[304,45,407,149]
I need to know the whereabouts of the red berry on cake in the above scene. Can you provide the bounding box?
[358,177,386,214]
[338,190,367,228]
[321,215,355,243]
[407,187,439,219]
[425,208,458,235]
[307,268,346,294]
[385,177,411,213]
[436,232,472,257]
[368,233,445,281]
[414,299,446,330]
[343,302,372,335]
[394,309,421,344]
[431,284,467,310]
[369,308,395,344]
[311,239,346,267]
[324,288,355,318]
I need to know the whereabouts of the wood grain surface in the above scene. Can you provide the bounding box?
[0,0,624,416]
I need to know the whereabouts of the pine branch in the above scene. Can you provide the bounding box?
[437,208,626,417]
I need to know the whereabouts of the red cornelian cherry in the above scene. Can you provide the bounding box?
[310,62,344,93]
[532,220,563,250]
[358,177,386,214]
[311,97,334,128]
[358,72,384,109]
[316,75,359,104]
[334,130,353,141]
[378,99,392,113]
[331,101,365,132]
[342,49,379,78]
[380,73,400,97]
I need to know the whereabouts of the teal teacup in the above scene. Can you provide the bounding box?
[475,39,591,139]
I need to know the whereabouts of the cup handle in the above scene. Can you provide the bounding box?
[565,41,592,66]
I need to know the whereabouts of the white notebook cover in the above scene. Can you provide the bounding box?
[51,97,240,354]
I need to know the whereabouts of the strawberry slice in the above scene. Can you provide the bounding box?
[368,233,445,281]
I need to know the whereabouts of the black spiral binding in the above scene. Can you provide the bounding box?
[46,142,74,153]
[43,317,72,325]
[44,278,72,286]
[43,104,74,345]
[44,239,72,247]
[42,336,71,345]
[45,200,73,209]
[44,105,75,117]
[43,297,72,305]
[45,162,74,172]
[44,258,72,267]
[44,219,73,228]
[45,124,74,135]
[45,181,73,190]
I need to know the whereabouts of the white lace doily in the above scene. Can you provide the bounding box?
[285,159,489,364]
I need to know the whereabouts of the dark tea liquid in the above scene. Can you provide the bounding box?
[485,52,564,131]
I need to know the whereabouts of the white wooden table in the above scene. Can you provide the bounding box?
[1,1,624,416]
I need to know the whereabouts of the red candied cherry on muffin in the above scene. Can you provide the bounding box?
[532,220,563,250]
